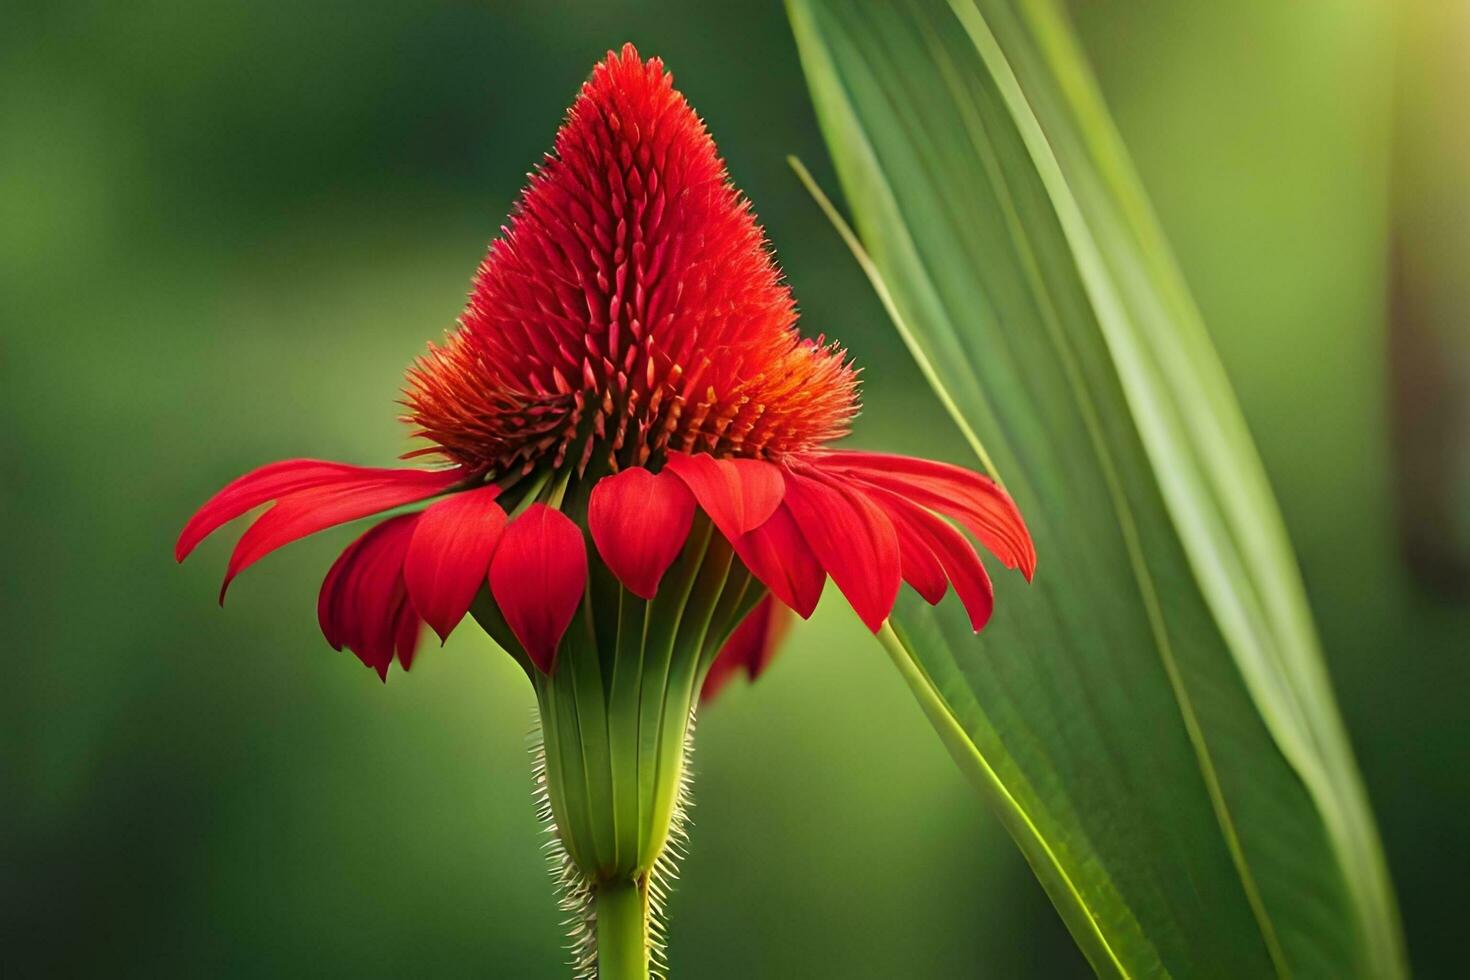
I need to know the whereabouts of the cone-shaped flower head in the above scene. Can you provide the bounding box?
[406,47,858,476]
[177,45,1035,974]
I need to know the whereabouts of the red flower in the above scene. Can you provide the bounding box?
[178,44,1034,684]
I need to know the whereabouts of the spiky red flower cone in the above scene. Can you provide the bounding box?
[178,45,1034,978]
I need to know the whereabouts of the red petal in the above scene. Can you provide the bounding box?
[883,500,949,606]
[732,504,825,618]
[664,452,784,542]
[780,468,901,633]
[178,459,460,562]
[317,533,361,652]
[316,514,420,680]
[394,598,423,672]
[488,504,588,672]
[702,596,793,702]
[218,468,461,602]
[403,485,506,641]
[818,451,1036,580]
[588,467,696,599]
[869,488,995,632]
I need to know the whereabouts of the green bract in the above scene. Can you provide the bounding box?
[473,512,761,979]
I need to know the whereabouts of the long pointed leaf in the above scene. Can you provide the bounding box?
[787,0,1405,975]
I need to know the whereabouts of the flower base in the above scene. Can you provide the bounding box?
[474,519,759,977]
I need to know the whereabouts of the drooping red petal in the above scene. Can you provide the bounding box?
[217,467,462,601]
[316,514,421,681]
[907,509,995,632]
[177,459,450,562]
[732,504,825,618]
[867,487,995,632]
[317,527,368,654]
[402,485,506,642]
[664,452,784,543]
[780,468,901,633]
[702,596,793,702]
[588,467,696,599]
[883,501,949,606]
[394,598,423,671]
[342,525,415,679]
[818,451,1036,580]
[488,504,588,672]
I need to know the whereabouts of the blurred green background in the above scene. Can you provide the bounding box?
[3,1,1465,976]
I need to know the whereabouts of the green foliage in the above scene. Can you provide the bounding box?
[788,0,1406,975]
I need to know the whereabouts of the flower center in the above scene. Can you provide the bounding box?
[403,45,858,480]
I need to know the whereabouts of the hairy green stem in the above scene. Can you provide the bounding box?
[595,879,651,980]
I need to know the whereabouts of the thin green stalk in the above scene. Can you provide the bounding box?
[595,879,651,980]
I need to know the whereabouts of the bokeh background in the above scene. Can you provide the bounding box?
[3,1,1466,976]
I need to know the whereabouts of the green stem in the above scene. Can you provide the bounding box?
[595,879,650,980]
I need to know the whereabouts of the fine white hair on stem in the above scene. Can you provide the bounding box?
[529,715,598,978]
[528,706,698,979]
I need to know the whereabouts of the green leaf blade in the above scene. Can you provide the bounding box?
[787,0,1405,976]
